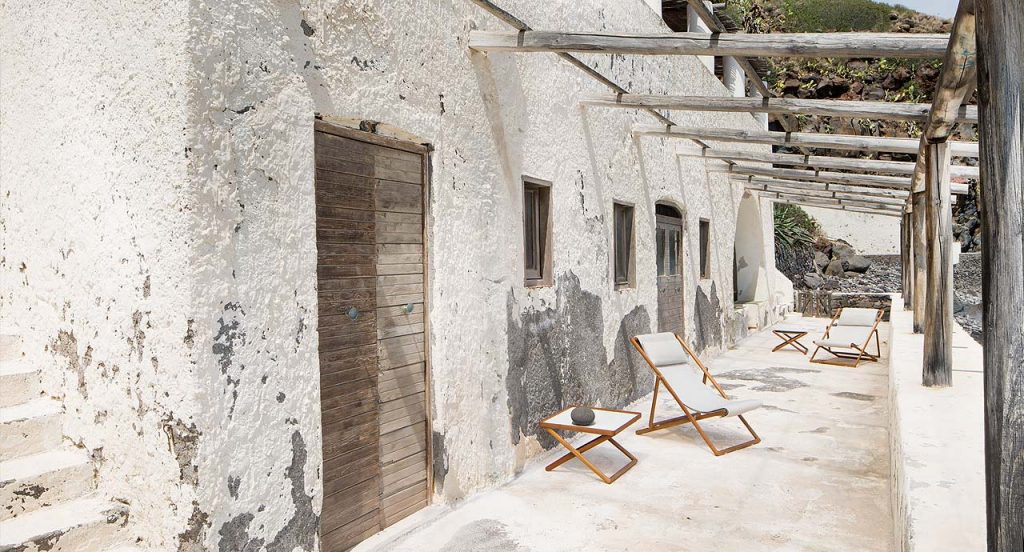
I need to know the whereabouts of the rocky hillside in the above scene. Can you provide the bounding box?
[730,0,984,254]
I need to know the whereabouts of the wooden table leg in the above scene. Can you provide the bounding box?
[772,331,809,354]
[544,429,637,484]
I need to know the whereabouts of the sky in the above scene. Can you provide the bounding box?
[879,0,958,18]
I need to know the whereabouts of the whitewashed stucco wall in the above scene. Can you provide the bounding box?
[804,207,901,255]
[0,1,197,548]
[2,0,784,549]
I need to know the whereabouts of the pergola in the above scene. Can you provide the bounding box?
[468,0,1022,546]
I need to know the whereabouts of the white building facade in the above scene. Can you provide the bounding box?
[0,1,789,550]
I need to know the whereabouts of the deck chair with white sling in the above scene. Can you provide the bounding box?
[631,333,762,456]
[809,307,884,368]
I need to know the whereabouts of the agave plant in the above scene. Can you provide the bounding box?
[774,204,819,259]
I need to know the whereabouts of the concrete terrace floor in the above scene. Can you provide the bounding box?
[356,316,894,552]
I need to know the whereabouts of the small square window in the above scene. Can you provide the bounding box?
[698,219,711,279]
[523,178,552,286]
[613,203,635,288]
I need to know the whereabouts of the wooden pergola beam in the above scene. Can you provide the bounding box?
[720,164,911,189]
[739,176,910,198]
[976,0,1024,544]
[720,164,970,194]
[769,197,903,217]
[755,188,906,208]
[635,124,981,157]
[679,148,980,178]
[468,30,950,58]
[585,94,979,124]
[745,182,905,203]
[682,0,771,97]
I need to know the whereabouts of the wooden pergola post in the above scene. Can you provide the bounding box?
[911,191,928,333]
[976,0,1024,545]
[922,141,954,386]
[901,210,914,309]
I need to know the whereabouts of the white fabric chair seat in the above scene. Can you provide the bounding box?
[659,363,763,418]
[813,326,873,348]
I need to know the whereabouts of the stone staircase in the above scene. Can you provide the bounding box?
[0,334,135,551]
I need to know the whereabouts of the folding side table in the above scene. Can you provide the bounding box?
[771,325,813,354]
[538,406,641,484]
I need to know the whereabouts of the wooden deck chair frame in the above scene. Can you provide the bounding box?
[809,307,884,368]
[630,334,761,457]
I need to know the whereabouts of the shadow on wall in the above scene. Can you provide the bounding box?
[504,272,653,450]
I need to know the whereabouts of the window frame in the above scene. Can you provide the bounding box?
[698,218,712,280]
[612,201,636,289]
[523,176,553,287]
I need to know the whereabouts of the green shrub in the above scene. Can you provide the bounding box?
[774,204,820,258]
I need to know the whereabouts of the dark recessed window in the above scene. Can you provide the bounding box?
[523,177,552,286]
[699,219,711,279]
[613,203,635,288]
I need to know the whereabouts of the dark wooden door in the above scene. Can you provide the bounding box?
[656,213,684,335]
[314,122,430,551]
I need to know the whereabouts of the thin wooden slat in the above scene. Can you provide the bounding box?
[317,205,377,222]
[380,409,427,435]
[376,211,422,225]
[376,264,425,276]
[314,170,377,196]
[320,384,377,415]
[633,124,980,157]
[320,508,380,552]
[381,440,426,466]
[321,477,381,534]
[378,323,425,340]
[380,399,426,425]
[324,442,379,481]
[380,421,427,446]
[315,184,375,211]
[376,293,423,308]
[376,181,423,213]
[679,148,980,178]
[383,497,428,528]
[382,480,427,513]
[734,174,969,195]
[584,94,979,124]
[468,30,950,58]
[314,126,427,156]
[323,452,380,498]
[377,243,422,255]
[383,468,427,497]
[376,232,424,245]
[318,243,376,257]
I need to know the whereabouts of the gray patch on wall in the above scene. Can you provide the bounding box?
[265,431,317,552]
[432,430,448,492]
[163,418,201,486]
[217,513,264,552]
[178,505,211,552]
[505,272,652,449]
[692,282,724,353]
[52,329,87,398]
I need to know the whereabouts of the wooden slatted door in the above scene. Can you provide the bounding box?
[314,121,430,552]
[655,206,685,334]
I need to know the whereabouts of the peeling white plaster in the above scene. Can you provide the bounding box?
[1,0,788,549]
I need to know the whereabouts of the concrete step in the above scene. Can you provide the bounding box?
[0,335,23,362]
[0,495,129,552]
[0,360,43,408]
[1,448,94,521]
[0,399,62,461]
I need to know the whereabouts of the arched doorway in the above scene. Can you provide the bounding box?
[734,194,768,304]
[655,203,684,334]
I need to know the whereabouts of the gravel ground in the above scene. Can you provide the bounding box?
[786,253,984,344]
